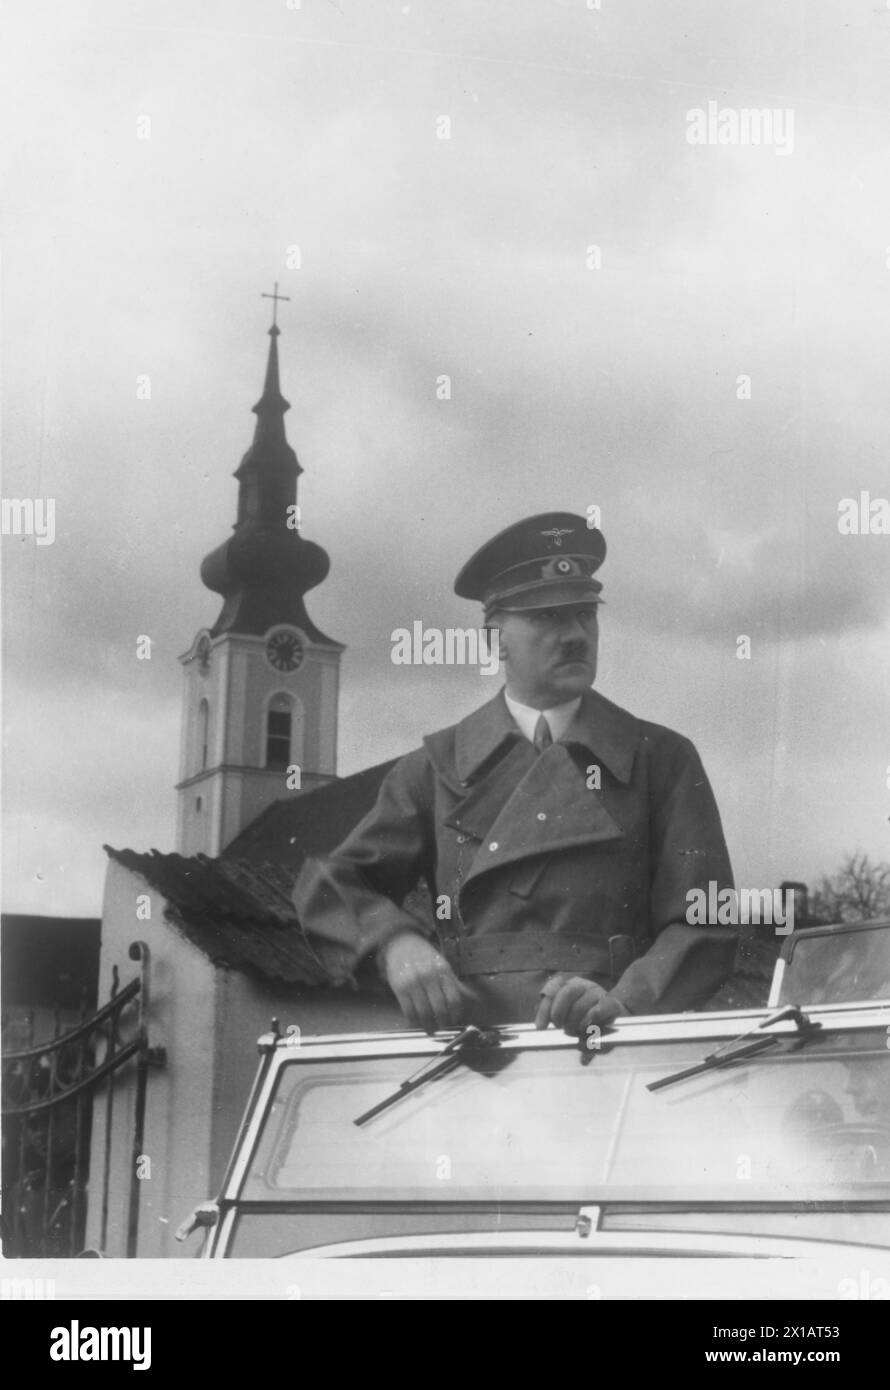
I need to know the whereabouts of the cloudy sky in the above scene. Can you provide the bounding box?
[2,0,889,917]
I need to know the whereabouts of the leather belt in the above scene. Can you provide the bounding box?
[446,931,625,977]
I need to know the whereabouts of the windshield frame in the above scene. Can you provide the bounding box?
[219,1004,890,1212]
[769,919,890,1009]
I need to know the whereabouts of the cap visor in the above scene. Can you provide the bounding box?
[487,582,603,614]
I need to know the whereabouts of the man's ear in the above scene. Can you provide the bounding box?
[484,612,507,663]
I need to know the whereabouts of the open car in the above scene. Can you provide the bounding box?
[180,921,890,1262]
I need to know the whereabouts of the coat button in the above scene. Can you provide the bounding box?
[536,812,547,821]
[488,841,498,852]
[456,834,468,844]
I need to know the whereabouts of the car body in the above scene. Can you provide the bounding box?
[182,923,890,1266]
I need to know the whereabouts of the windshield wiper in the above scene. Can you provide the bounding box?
[353,1025,508,1127]
[648,1005,823,1093]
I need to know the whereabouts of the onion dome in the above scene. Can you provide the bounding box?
[200,321,338,645]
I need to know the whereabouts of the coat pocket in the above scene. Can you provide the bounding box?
[507,853,552,899]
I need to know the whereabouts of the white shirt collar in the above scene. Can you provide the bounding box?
[503,691,583,744]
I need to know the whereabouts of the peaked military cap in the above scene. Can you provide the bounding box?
[454,512,606,618]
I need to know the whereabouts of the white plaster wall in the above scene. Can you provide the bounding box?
[87,859,218,1258]
[90,865,406,1257]
[318,653,340,774]
[178,629,342,852]
[221,640,247,766]
[177,774,221,858]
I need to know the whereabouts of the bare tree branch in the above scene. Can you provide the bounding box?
[810,852,890,924]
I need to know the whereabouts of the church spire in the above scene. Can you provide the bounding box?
[251,285,294,451]
[251,325,292,446]
[238,322,300,471]
[199,299,337,644]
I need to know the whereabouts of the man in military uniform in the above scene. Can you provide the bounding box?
[294,512,737,1036]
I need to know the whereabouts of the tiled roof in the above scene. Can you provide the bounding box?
[222,759,396,874]
[103,847,332,985]
[103,760,399,986]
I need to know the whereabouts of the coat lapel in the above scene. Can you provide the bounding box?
[436,686,642,788]
[562,689,640,785]
[458,743,627,886]
[444,737,539,840]
[434,687,642,889]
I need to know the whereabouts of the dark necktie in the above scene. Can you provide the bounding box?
[533,714,553,753]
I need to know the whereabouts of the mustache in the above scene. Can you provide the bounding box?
[556,644,590,662]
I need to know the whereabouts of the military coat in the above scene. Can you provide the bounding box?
[294,688,737,1024]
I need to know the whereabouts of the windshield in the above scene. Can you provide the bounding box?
[240,1029,890,1205]
[777,925,890,1006]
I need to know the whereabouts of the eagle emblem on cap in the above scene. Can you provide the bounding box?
[540,527,574,547]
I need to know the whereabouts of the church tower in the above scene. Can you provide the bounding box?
[176,299,343,856]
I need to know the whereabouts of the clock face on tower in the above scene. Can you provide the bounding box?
[265,627,305,672]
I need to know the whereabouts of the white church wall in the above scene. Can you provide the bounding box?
[92,860,407,1256]
[177,777,220,858]
[177,631,341,855]
[88,858,219,1257]
[219,638,246,766]
[318,654,340,774]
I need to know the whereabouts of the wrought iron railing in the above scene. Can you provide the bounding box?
[1,942,165,1257]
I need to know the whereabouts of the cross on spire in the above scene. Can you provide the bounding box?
[261,281,291,330]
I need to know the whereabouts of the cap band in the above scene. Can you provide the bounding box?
[484,583,603,621]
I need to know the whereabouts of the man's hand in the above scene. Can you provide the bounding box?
[578,993,629,1034]
[380,931,469,1033]
[535,974,628,1036]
